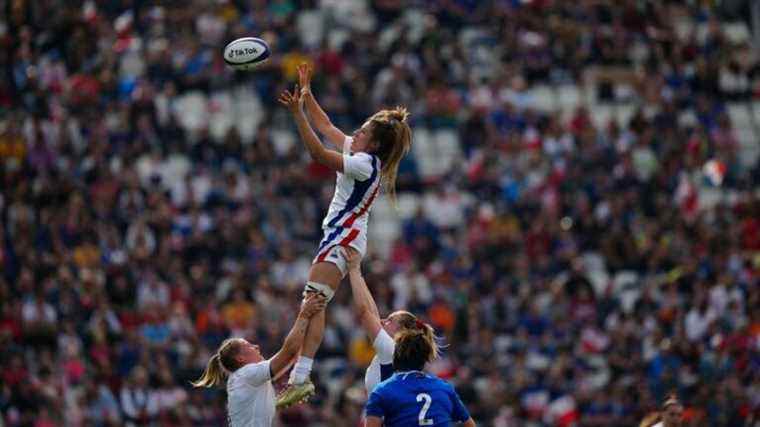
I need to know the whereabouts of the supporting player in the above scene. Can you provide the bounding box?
[343,247,438,393]
[275,63,412,407]
[192,294,325,427]
[365,326,476,427]
[639,394,684,427]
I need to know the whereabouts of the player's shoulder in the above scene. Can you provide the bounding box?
[230,360,269,381]
[372,373,402,394]
[424,374,456,392]
[349,151,377,163]
[374,328,394,346]
[238,359,269,371]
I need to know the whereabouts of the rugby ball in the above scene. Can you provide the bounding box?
[223,37,270,70]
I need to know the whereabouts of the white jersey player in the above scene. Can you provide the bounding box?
[342,248,440,393]
[276,63,413,407]
[192,294,326,427]
[641,394,684,427]
[312,135,382,274]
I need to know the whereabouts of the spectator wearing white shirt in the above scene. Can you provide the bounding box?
[120,366,159,426]
[136,271,170,310]
[684,299,716,342]
[390,262,433,310]
[155,371,188,415]
[22,292,58,349]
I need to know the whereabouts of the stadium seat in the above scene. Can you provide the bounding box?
[297,10,324,49]
[231,85,264,143]
[589,104,614,129]
[614,104,637,127]
[528,85,556,113]
[432,129,462,177]
[209,91,234,142]
[175,91,208,135]
[396,193,422,220]
[722,22,751,44]
[368,195,403,254]
[557,85,582,111]
[612,271,641,314]
[270,130,297,158]
[411,127,436,179]
[752,101,760,124]
[727,102,753,129]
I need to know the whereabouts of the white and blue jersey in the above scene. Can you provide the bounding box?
[366,371,471,427]
[313,137,381,269]
[365,329,395,393]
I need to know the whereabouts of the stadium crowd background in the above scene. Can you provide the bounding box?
[1,0,759,426]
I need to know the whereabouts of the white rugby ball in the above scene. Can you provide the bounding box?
[223,37,270,70]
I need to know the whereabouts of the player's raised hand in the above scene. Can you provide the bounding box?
[297,62,312,94]
[342,247,362,273]
[299,293,326,319]
[278,85,303,113]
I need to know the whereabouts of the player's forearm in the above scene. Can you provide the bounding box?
[303,92,333,135]
[279,316,310,357]
[348,270,380,319]
[293,111,327,162]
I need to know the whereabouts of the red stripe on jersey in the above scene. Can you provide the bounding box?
[342,184,380,228]
[316,249,330,263]
[315,229,360,263]
[338,229,360,246]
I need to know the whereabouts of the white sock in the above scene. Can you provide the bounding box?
[290,356,314,384]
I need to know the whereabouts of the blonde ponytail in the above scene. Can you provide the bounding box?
[192,338,244,388]
[368,106,412,204]
[192,354,226,388]
[639,412,661,427]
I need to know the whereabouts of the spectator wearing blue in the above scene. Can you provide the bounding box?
[365,322,475,427]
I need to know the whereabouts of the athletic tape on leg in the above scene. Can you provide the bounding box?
[303,281,335,302]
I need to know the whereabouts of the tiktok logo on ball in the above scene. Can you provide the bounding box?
[228,47,258,59]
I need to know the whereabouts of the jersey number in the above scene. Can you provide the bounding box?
[416,393,433,426]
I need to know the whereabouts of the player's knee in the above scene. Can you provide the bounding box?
[303,281,335,302]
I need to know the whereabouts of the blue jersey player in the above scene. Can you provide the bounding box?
[365,327,475,427]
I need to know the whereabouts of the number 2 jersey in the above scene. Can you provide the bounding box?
[365,371,471,427]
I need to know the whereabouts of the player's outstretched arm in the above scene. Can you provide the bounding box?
[279,86,344,172]
[298,63,348,149]
[268,293,326,378]
[343,248,383,338]
[365,417,382,427]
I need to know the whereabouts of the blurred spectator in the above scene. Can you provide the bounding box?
[1,1,758,426]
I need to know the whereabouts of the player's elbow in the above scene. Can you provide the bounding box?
[308,143,329,162]
[354,302,373,319]
[307,146,326,163]
[315,151,330,165]
[280,336,300,358]
[358,310,381,333]
[316,117,333,132]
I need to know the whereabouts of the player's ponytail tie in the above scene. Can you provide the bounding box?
[415,319,425,330]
